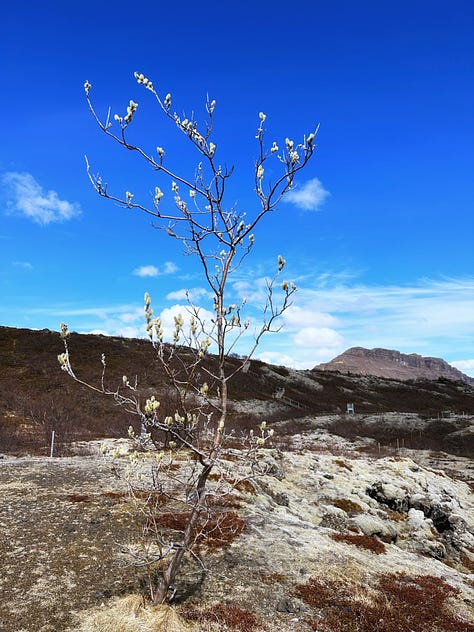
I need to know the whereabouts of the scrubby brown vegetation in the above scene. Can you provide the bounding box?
[182,602,263,631]
[145,509,246,552]
[330,532,387,554]
[1,325,474,456]
[295,573,474,632]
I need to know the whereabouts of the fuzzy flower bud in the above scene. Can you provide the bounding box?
[201,336,211,353]
[154,187,164,204]
[271,141,279,153]
[84,80,91,95]
[259,112,266,122]
[256,165,264,180]
[290,150,300,165]
[134,71,153,90]
[278,254,286,271]
[124,100,138,124]
[209,142,216,157]
[60,322,70,339]
[164,93,172,110]
[57,352,69,371]
[145,396,160,414]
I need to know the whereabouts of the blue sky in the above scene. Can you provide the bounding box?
[1,0,473,374]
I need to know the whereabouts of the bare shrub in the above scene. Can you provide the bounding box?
[58,71,318,605]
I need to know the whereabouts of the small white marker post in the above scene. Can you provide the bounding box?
[50,430,55,458]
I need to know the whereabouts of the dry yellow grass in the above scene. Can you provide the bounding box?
[74,596,190,632]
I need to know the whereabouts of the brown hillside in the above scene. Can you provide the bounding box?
[1,326,474,456]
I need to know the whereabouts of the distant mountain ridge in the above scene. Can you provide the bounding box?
[314,347,474,386]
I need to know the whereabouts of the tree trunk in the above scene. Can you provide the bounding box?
[152,462,213,604]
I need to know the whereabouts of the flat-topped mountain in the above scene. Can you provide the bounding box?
[315,346,474,386]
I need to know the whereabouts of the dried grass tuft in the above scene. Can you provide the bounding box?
[75,596,190,632]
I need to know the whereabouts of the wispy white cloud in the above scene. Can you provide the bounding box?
[451,359,474,372]
[133,261,178,277]
[2,172,81,224]
[49,301,216,347]
[166,287,211,301]
[119,308,143,323]
[257,351,300,367]
[285,276,474,371]
[21,275,474,376]
[133,265,159,277]
[283,177,330,211]
[163,261,178,274]
[291,326,343,349]
[12,261,33,270]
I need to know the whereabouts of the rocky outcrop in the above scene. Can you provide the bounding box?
[247,443,474,572]
[2,436,474,632]
[315,347,474,385]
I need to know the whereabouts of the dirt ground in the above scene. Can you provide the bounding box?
[0,455,148,632]
[0,452,306,632]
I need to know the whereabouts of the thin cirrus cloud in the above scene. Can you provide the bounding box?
[283,177,330,211]
[12,261,33,270]
[166,287,211,301]
[287,276,474,369]
[2,172,81,224]
[133,262,178,277]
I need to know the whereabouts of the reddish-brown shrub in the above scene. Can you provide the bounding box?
[232,478,257,495]
[330,532,386,554]
[460,550,474,572]
[295,572,474,632]
[206,492,242,509]
[182,603,262,631]
[146,509,246,551]
[67,493,91,503]
[334,458,353,471]
[384,507,406,522]
[332,498,364,514]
